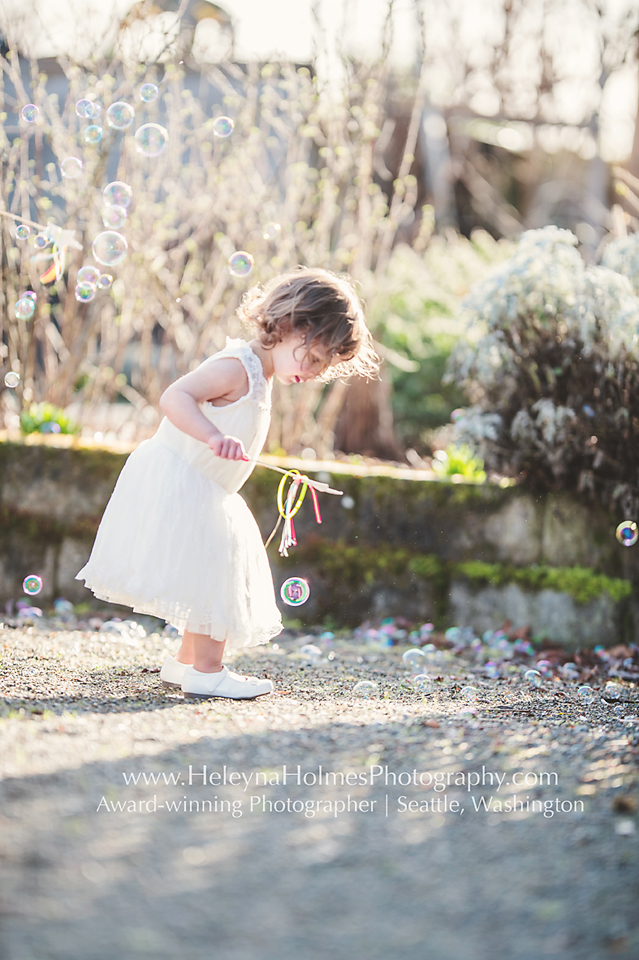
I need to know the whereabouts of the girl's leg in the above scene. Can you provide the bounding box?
[175,630,226,671]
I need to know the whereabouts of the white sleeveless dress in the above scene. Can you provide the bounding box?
[76,339,283,649]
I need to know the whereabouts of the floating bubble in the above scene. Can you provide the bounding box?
[15,297,35,320]
[102,181,133,208]
[561,661,579,679]
[413,673,433,693]
[461,685,478,699]
[583,404,595,418]
[616,521,638,547]
[578,684,595,703]
[76,98,100,119]
[134,122,168,157]
[280,577,310,606]
[97,273,113,289]
[85,125,103,144]
[163,623,180,639]
[22,574,43,596]
[75,281,96,303]
[34,233,49,249]
[450,408,465,423]
[341,495,355,509]
[353,680,378,698]
[213,116,234,138]
[99,619,129,637]
[263,222,281,240]
[299,643,322,663]
[53,597,74,615]
[92,231,128,267]
[402,649,426,672]
[4,372,20,388]
[604,682,623,700]
[485,661,500,679]
[139,83,159,103]
[101,204,127,229]
[228,251,254,278]
[459,706,478,717]
[60,157,83,179]
[39,422,61,434]
[106,101,135,130]
[21,104,39,122]
[77,265,101,285]
[536,659,553,675]
[15,224,30,240]
[524,668,542,687]
[18,606,42,619]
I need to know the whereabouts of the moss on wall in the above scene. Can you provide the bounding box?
[454,560,632,605]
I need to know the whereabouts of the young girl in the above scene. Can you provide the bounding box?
[76,267,378,700]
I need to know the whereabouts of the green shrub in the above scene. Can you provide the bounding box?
[432,444,486,483]
[446,226,639,514]
[20,403,79,436]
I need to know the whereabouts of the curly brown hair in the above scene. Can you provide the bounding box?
[238,266,379,380]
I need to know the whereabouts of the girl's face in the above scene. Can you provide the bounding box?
[270,333,330,385]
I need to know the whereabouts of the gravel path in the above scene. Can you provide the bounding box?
[1,622,638,960]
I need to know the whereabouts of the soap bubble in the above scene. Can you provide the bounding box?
[33,233,48,249]
[76,98,100,118]
[228,251,254,278]
[139,83,159,102]
[53,597,74,615]
[485,661,500,679]
[578,684,595,702]
[413,673,433,693]
[97,273,113,289]
[106,101,135,130]
[75,281,96,302]
[60,156,83,179]
[280,577,310,606]
[4,372,20,388]
[77,265,101,285]
[524,669,542,687]
[583,404,595,417]
[561,661,579,680]
[39,422,60,434]
[353,680,378,698]
[102,181,132,208]
[92,231,128,266]
[213,116,234,138]
[21,104,39,122]
[604,682,623,700]
[616,521,638,546]
[461,685,478,699]
[450,408,465,423]
[263,222,281,240]
[536,659,553,675]
[15,224,30,240]
[341,495,355,509]
[23,290,36,303]
[15,297,35,320]
[22,574,43,596]
[299,643,322,663]
[101,204,127,229]
[134,122,168,156]
[84,124,103,144]
[402,649,426,672]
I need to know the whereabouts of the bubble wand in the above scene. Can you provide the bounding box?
[241,456,343,555]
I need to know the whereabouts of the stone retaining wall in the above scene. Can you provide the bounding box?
[2,436,637,647]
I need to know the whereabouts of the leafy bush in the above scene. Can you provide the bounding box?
[445,226,639,514]
[20,403,79,436]
[432,444,486,483]
[364,232,514,448]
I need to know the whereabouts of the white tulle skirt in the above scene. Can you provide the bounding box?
[76,439,283,649]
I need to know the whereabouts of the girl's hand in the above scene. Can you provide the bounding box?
[207,433,247,461]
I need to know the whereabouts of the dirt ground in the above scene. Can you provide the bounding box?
[0,622,638,960]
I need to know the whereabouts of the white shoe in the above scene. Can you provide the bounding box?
[182,665,274,700]
[160,654,190,689]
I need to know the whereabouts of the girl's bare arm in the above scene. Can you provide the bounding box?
[159,358,249,457]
